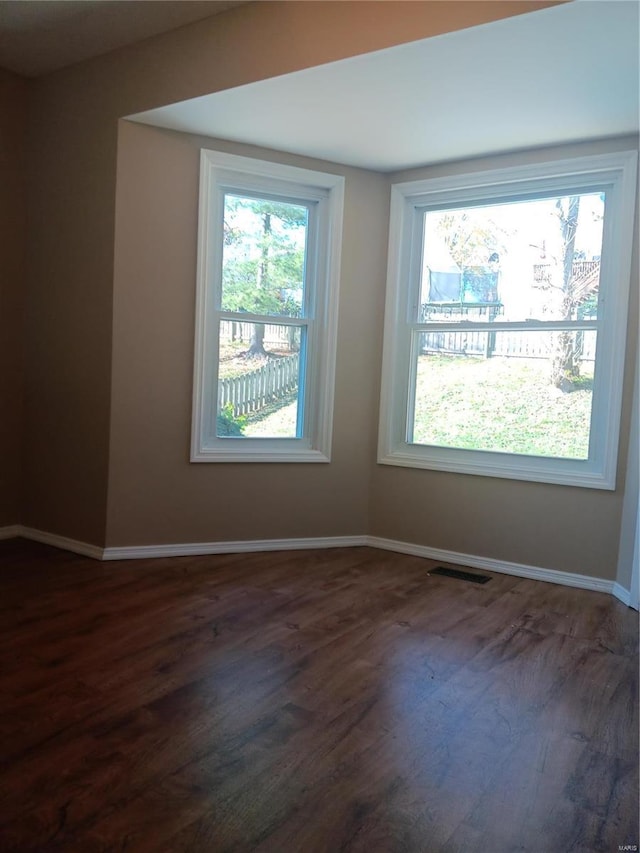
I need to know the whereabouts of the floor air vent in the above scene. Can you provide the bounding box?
[430,566,491,584]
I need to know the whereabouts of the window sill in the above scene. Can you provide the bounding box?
[377,446,615,490]
[191,446,331,463]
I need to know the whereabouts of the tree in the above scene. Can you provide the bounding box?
[222,197,306,358]
[436,209,508,269]
[548,196,581,390]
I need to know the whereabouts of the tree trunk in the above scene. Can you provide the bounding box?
[288,325,299,352]
[247,324,267,358]
[550,330,580,391]
[246,212,272,359]
[550,196,581,390]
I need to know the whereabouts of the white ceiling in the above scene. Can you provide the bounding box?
[0,0,246,77]
[131,1,640,172]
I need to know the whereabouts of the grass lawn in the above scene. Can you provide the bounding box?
[244,395,298,437]
[412,354,594,459]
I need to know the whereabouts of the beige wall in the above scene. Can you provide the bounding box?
[616,178,640,592]
[0,69,27,526]
[108,123,639,576]
[616,359,638,592]
[369,138,640,580]
[24,0,557,545]
[107,122,386,545]
[7,0,636,583]
[23,81,117,542]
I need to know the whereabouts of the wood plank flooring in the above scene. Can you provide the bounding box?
[0,538,637,852]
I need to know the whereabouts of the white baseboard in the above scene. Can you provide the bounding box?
[102,535,368,561]
[367,535,617,596]
[23,527,105,560]
[0,525,22,540]
[105,533,629,603]
[0,525,104,560]
[2,524,633,605]
[612,582,632,607]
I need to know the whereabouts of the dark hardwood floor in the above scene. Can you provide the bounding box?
[0,538,637,853]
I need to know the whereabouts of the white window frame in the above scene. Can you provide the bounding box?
[191,150,344,463]
[378,150,637,489]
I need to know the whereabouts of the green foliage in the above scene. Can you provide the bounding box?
[436,209,508,269]
[222,195,307,318]
[216,402,247,437]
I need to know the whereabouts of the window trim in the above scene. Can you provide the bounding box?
[191,150,344,463]
[378,150,638,489]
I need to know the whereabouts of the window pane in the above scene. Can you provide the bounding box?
[410,330,596,459]
[221,194,308,318]
[419,193,604,323]
[217,320,302,439]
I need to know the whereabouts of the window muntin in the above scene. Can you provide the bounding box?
[379,151,637,489]
[192,151,344,463]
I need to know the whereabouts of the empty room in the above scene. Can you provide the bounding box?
[0,1,638,850]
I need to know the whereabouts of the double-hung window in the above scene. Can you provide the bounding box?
[192,150,344,462]
[378,151,637,488]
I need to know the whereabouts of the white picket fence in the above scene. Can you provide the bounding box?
[421,329,597,362]
[218,354,299,417]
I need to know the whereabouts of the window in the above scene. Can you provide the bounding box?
[379,151,637,489]
[192,150,344,462]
